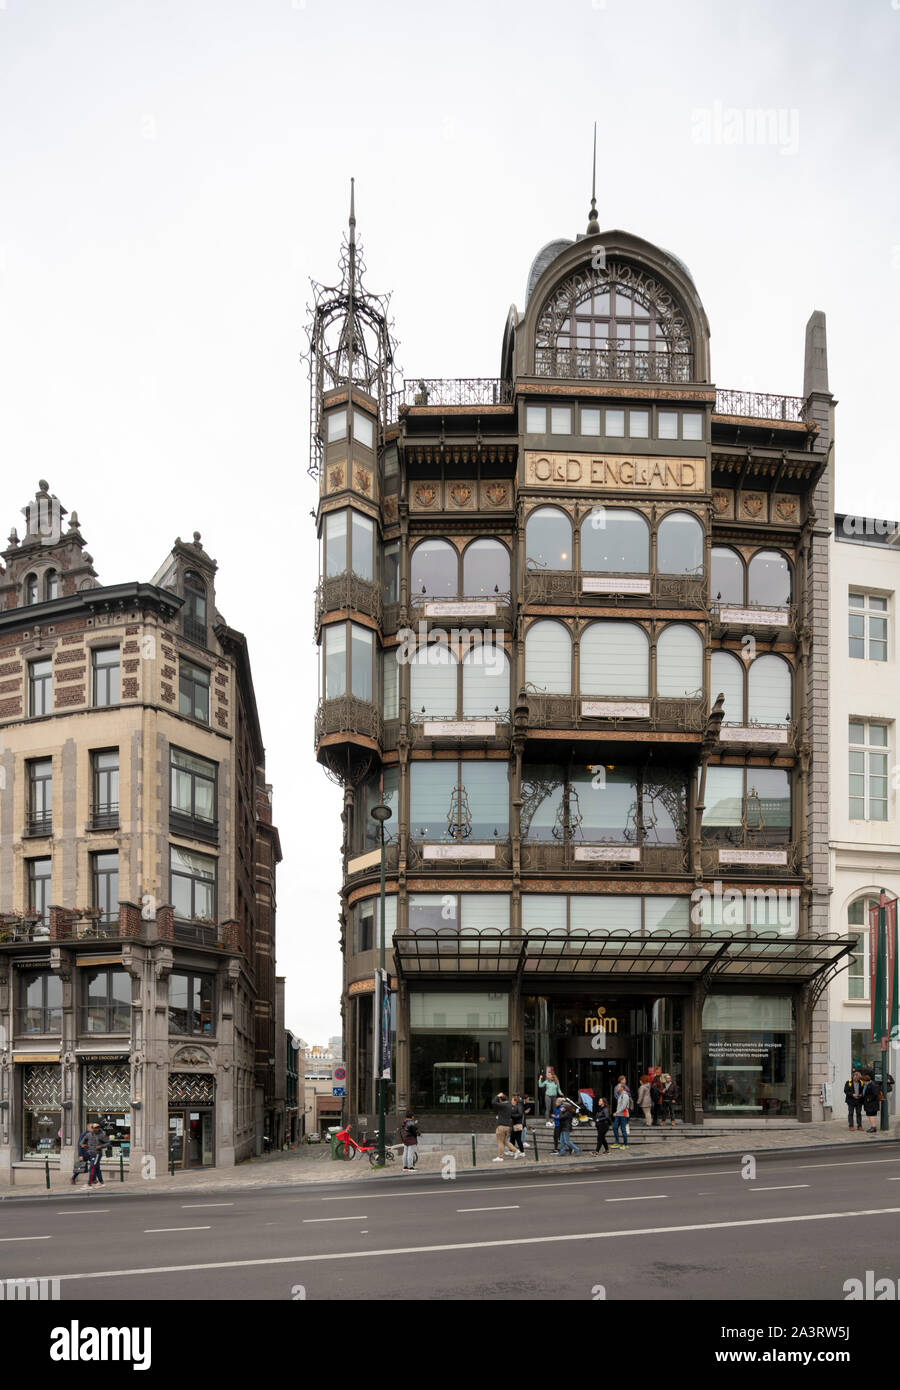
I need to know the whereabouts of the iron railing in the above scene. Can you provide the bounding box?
[407,838,513,870]
[714,389,808,423]
[701,842,801,876]
[527,693,706,734]
[25,812,53,837]
[523,570,706,609]
[519,842,689,874]
[535,347,694,384]
[711,601,798,635]
[315,696,383,746]
[387,378,512,419]
[89,805,120,831]
[315,573,383,628]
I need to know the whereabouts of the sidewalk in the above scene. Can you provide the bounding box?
[3,1117,897,1200]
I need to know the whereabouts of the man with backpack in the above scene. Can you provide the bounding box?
[70,1128,91,1185]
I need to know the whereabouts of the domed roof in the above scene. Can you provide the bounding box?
[525,239,573,305]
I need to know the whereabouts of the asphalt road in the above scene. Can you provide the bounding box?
[2,1147,899,1301]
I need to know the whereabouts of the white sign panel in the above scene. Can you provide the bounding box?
[719,726,789,744]
[423,843,497,860]
[718,849,789,866]
[574,846,641,862]
[423,601,498,618]
[422,720,497,737]
[718,606,789,626]
[582,576,652,595]
[581,701,650,719]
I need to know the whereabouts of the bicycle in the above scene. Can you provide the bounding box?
[335,1125,396,1166]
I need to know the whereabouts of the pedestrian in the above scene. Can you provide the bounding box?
[539,1066,561,1118]
[492,1092,521,1161]
[611,1083,630,1148]
[636,1075,652,1127]
[661,1074,678,1126]
[593,1098,611,1155]
[509,1094,526,1153]
[649,1072,663,1126]
[85,1122,111,1186]
[70,1127,91,1185]
[555,1099,580,1157]
[400,1111,419,1171]
[521,1093,534,1151]
[844,1071,864,1131]
[862,1074,881,1135]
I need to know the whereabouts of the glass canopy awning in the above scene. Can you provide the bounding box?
[391,932,856,982]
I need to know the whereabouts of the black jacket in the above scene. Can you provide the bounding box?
[510,1101,525,1126]
[492,1095,513,1126]
[862,1081,881,1115]
[844,1079,864,1104]
[594,1105,611,1132]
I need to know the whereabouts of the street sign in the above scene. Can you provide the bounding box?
[332,1087,346,1098]
[333,1065,346,1082]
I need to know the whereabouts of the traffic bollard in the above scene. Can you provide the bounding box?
[45,1159,51,1190]
[471,1135,477,1168]
[533,1132,539,1162]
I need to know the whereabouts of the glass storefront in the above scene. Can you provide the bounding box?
[21,1063,61,1159]
[410,992,508,1113]
[702,994,796,1115]
[82,1061,131,1157]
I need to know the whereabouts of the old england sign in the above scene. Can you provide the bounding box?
[525,451,706,492]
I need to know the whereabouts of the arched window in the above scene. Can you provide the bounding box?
[410,539,458,598]
[462,539,510,597]
[658,512,703,575]
[184,571,208,644]
[748,654,792,725]
[580,508,649,573]
[410,645,458,718]
[525,507,572,570]
[657,624,702,699]
[44,570,59,601]
[847,897,880,1000]
[580,622,649,697]
[710,650,745,722]
[462,646,510,719]
[748,550,792,607]
[525,621,571,694]
[710,546,744,604]
[24,573,38,605]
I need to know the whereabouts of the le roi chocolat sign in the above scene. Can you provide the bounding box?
[525,451,705,493]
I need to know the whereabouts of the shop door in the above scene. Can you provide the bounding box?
[169,1110,214,1168]
[168,1112,186,1167]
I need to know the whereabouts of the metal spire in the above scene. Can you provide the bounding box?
[586,122,600,236]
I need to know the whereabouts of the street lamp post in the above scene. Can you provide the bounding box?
[370,804,392,1166]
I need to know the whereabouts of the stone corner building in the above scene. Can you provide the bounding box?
[0,486,281,1183]
[310,190,850,1132]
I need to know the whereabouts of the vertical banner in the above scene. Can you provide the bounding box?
[869,900,882,1045]
[869,895,898,1047]
[372,971,381,1081]
[380,969,392,1081]
[887,898,899,1042]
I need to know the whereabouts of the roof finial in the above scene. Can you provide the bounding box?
[349,176,356,250]
[586,122,600,236]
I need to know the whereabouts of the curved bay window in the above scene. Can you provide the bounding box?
[410,760,509,841]
[322,621,377,703]
[183,570,208,645]
[702,766,792,844]
[322,509,375,584]
[521,764,687,848]
[358,768,400,852]
[534,265,693,382]
[525,505,705,601]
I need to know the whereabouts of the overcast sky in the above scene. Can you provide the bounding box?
[1,0,898,1042]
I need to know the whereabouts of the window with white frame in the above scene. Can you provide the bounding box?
[849,591,888,662]
[846,898,877,999]
[849,720,889,821]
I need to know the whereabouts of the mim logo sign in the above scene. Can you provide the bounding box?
[50,1322,152,1372]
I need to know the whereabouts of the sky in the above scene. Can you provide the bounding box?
[1,0,898,1041]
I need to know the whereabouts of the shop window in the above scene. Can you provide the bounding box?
[22,1063,61,1159]
[748,551,792,607]
[169,972,215,1035]
[702,994,796,1115]
[657,512,703,575]
[525,620,571,694]
[580,508,649,573]
[580,621,649,696]
[409,989,509,1114]
[83,967,130,1033]
[525,507,572,571]
[410,761,509,841]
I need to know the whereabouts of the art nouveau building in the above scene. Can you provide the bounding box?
[0,486,281,1182]
[311,192,851,1129]
[827,514,900,1096]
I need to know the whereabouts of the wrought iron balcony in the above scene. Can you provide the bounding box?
[55,911,121,941]
[169,808,218,845]
[315,695,382,748]
[387,378,513,420]
[183,615,208,647]
[711,602,798,639]
[407,837,513,870]
[89,806,120,832]
[0,912,47,943]
[715,720,799,753]
[701,835,800,877]
[408,592,512,625]
[714,389,809,424]
[173,919,219,946]
[409,714,511,747]
[523,570,706,610]
[526,693,706,735]
[25,812,53,838]
[519,841,689,875]
[534,346,694,384]
[315,573,383,629]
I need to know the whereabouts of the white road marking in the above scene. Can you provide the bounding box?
[750,1185,810,1192]
[456,1205,520,1212]
[302,1216,368,1224]
[144,1225,211,1233]
[59,1209,110,1215]
[39,1206,900,1284]
[605,1195,667,1202]
[181,1203,235,1209]
[0,1235,52,1243]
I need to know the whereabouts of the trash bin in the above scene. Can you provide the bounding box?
[327,1127,346,1160]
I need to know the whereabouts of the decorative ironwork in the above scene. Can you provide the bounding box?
[447,784,472,840]
[535,345,693,384]
[82,1063,131,1110]
[519,841,688,874]
[386,378,512,420]
[523,570,706,609]
[526,693,705,734]
[22,1063,61,1108]
[168,1071,215,1105]
[700,843,800,876]
[315,574,383,629]
[711,602,798,637]
[406,839,513,870]
[315,696,382,746]
[714,389,809,423]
